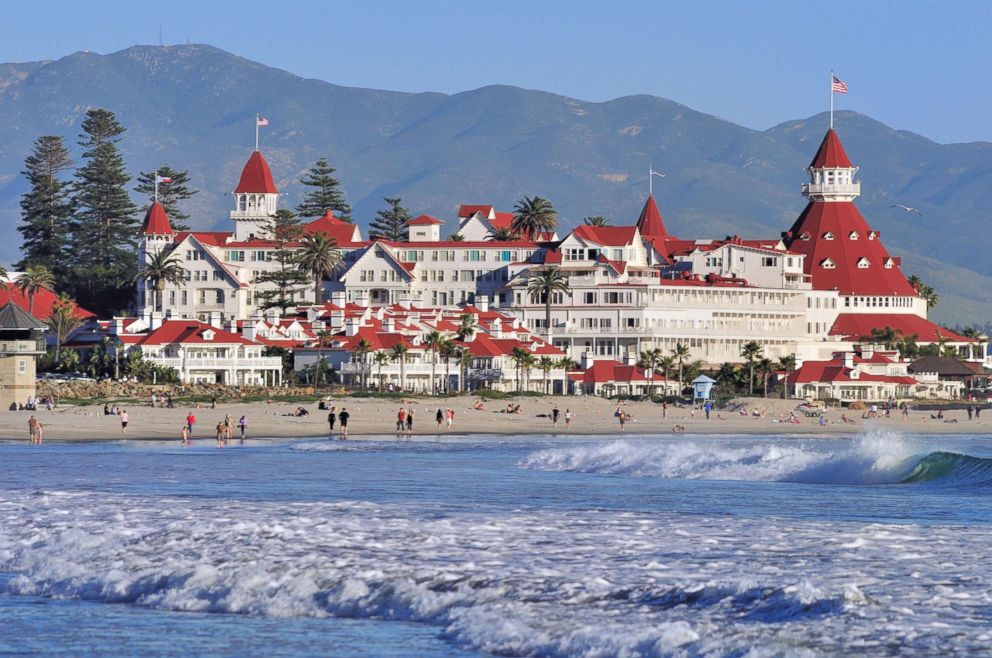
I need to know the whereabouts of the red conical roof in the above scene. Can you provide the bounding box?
[635,195,669,238]
[785,201,916,296]
[235,151,279,194]
[141,201,174,235]
[809,128,853,168]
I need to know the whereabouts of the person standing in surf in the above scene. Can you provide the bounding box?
[406,407,414,435]
[552,407,560,428]
[338,408,350,439]
[327,408,336,437]
[238,415,248,443]
[436,408,444,432]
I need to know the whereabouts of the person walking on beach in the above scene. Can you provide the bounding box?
[436,408,444,432]
[405,408,414,434]
[564,408,572,430]
[446,408,454,429]
[704,401,711,420]
[186,412,196,437]
[662,400,668,419]
[327,409,336,436]
[552,406,560,428]
[338,408,350,439]
[215,421,226,447]
[180,424,190,446]
[618,410,627,432]
[28,415,39,444]
[151,393,157,408]
[238,415,248,442]
[120,409,129,434]
[224,414,234,441]
[397,408,406,434]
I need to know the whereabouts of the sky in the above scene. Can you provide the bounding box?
[1,0,990,144]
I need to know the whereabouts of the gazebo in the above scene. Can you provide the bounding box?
[0,302,47,408]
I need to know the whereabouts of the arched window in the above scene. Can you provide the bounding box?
[239,195,247,211]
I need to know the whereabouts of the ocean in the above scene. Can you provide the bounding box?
[1,430,991,657]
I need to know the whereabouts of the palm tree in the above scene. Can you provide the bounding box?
[15,265,55,316]
[537,356,557,394]
[510,346,531,392]
[456,313,477,340]
[527,267,571,336]
[486,227,519,241]
[637,348,664,396]
[741,341,763,395]
[298,233,342,305]
[671,343,691,397]
[46,294,82,363]
[456,347,474,393]
[133,250,185,313]
[908,274,939,310]
[521,354,537,392]
[373,350,392,391]
[391,342,409,391]
[448,233,465,242]
[439,339,457,394]
[758,358,774,397]
[777,355,797,400]
[583,216,611,227]
[314,329,332,387]
[658,355,676,397]
[511,196,558,240]
[422,330,445,394]
[353,338,373,389]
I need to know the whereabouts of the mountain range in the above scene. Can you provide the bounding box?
[0,44,989,324]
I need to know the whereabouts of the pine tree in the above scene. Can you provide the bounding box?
[296,157,351,221]
[254,209,310,315]
[134,165,198,231]
[368,197,412,242]
[16,136,74,287]
[69,108,139,313]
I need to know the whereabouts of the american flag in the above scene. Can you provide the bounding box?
[832,75,848,94]
[256,116,269,126]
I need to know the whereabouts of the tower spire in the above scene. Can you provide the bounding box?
[648,165,665,197]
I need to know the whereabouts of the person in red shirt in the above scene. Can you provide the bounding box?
[186,413,196,437]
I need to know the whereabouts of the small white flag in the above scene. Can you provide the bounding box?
[156,174,173,184]
[256,116,269,127]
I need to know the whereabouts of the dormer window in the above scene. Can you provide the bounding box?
[868,231,878,240]
[800,232,811,241]
[857,257,870,269]
[821,258,836,269]
[884,258,894,269]
[849,231,859,240]
[202,330,216,341]
[823,232,835,241]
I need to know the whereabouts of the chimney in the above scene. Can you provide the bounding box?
[581,352,595,369]
[345,317,362,337]
[265,308,280,324]
[376,306,386,321]
[842,352,855,369]
[331,291,347,308]
[307,306,319,322]
[251,309,263,321]
[111,317,125,336]
[150,311,164,331]
[225,319,238,333]
[384,317,396,333]
[356,290,370,307]
[330,310,345,330]
[242,322,256,341]
[397,292,411,310]
[491,317,503,338]
[208,311,222,329]
[141,308,151,329]
[861,347,874,361]
[477,295,490,312]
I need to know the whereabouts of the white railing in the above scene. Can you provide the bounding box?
[801,182,860,196]
[150,357,282,370]
[0,341,45,353]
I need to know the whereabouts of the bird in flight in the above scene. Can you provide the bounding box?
[891,204,922,215]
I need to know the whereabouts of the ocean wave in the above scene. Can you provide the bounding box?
[519,432,992,488]
[0,490,936,657]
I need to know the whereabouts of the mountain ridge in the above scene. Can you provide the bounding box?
[0,44,989,324]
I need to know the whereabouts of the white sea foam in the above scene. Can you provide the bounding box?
[519,431,925,485]
[2,489,992,656]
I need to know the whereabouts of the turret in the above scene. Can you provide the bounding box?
[231,151,279,240]
[801,128,861,202]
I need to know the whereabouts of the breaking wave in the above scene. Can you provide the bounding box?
[519,432,992,488]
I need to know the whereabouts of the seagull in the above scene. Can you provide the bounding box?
[891,204,922,216]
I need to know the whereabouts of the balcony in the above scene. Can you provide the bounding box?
[149,356,282,370]
[801,181,860,197]
[0,339,46,354]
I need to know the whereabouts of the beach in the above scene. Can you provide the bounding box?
[3,394,987,442]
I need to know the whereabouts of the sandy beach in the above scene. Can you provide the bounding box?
[2,395,988,443]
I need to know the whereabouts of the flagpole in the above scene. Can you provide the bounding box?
[649,165,653,197]
[255,112,259,151]
[154,175,159,203]
[829,70,834,129]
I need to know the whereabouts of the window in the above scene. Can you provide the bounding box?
[216,290,224,304]
[884,258,894,269]
[849,231,859,240]
[800,232,811,241]
[252,250,267,261]
[857,257,870,269]
[583,292,597,304]
[169,291,176,305]
[705,257,723,267]
[465,250,482,262]
[181,291,188,305]
[868,231,878,241]
[18,359,26,374]
[821,258,836,269]
[761,257,777,267]
[198,290,206,304]
[823,232,835,240]
[227,250,245,262]
[213,271,223,281]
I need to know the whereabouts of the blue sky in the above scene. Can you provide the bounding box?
[3,0,990,143]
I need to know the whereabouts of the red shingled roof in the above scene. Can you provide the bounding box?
[174,231,233,246]
[571,359,656,385]
[140,202,173,235]
[407,214,444,226]
[304,210,361,245]
[458,204,495,219]
[135,320,257,346]
[785,201,916,296]
[234,151,278,194]
[1,283,95,319]
[829,314,974,343]
[635,196,670,239]
[809,128,853,168]
[572,225,638,246]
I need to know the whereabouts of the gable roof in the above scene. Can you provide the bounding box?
[457,204,495,219]
[408,214,444,226]
[234,151,278,194]
[140,202,174,235]
[908,356,978,377]
[571,225,638,247]
[134,319,257,346]
[571,359,655,385]
[829,313,974,343]
[1,283,95,319]
[303,210,362,245]
[809,128,853,168]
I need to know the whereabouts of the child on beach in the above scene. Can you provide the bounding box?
[238,415,248,442]
[406,408,414,434]
[181,425,190,446]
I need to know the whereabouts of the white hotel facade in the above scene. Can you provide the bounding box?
[136,126,986,377]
